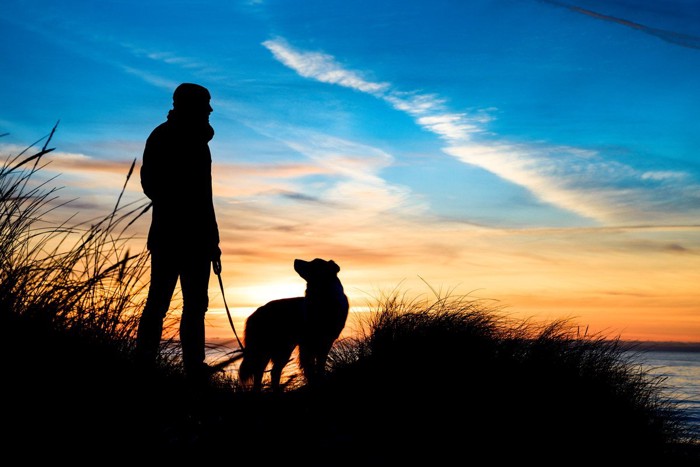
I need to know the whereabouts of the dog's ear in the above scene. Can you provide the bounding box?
[328,260,340,274]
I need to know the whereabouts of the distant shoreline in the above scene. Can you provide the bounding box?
[207,337,700,352]
[206,336,700,353]
[619,340,700,353]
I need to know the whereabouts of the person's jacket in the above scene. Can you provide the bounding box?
[140,110,220,256]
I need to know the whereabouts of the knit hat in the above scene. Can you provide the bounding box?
[173,83,211,108]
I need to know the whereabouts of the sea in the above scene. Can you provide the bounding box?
[623,342,700,440]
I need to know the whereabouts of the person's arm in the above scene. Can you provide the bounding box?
[141,126,170,202]
[208,167,222,272]
[140,135,158,201]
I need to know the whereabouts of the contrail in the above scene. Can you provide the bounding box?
[541,0,700,50]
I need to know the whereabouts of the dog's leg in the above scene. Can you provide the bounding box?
[269,349,295,392]
[270,363,283,392]
[311,340,335,385]
[252,370,263,392]
[299,343,326,386]
[297,343,315,384]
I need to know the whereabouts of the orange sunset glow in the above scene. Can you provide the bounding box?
[11,148,698,344]
[3,0,699,346]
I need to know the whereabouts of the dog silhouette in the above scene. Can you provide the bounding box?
[238,258,349,392]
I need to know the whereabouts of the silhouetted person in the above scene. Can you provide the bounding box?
[135,83,222,380]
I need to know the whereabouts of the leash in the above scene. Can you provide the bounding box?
[215,269,245,352]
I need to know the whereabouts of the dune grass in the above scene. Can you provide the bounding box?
[321,291,698,464]
[0,124,151,348]
[1,130,699,465]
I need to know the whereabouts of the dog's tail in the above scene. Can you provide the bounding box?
[237,346,268,387]
[237,352,254,385]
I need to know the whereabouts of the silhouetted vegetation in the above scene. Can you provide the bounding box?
[1,124,149,348]
[1,131,698,465]
[320,292,699,464]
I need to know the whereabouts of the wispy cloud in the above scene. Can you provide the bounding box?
[0,145,138,183]
[443,142,700,224]
[7,8,220,95]
[540,0,700,51]
[38,151,137,180]
[239,123,424,217]
[120,65,180,91]
[262,39,488,143]
[263,38,390,94]
[263,37,700,225]
[212,160,333,198]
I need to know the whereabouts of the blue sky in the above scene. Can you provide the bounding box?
[2,0,699,341]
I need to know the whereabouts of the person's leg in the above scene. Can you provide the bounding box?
[179,254,211,376]
[136,251,179,368]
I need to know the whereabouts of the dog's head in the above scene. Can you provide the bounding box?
[294,258,340,282]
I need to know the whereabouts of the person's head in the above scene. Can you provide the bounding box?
[172,83,213,120]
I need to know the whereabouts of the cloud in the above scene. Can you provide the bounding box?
[263,37,700,225]
[540,0,700,51]
[415,114,482,142]
[0,145,136,180]
[38,151,137,181]
[445,142,700,224]
[383,92,490,142]
[10,8,218,95]
[7,148,145,214]
[641,171,688,181]
[246,124,423,217]
[260,40,490,143]
[220,161,331,179]
[281,131,393,178]
[383,92,446,115]
[263,38,390,94]
[120,65,179,91]
[277,190,329,204]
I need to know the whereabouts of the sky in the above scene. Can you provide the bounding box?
[1,0,699,343]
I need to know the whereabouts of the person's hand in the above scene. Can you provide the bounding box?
[212,246,222,275]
